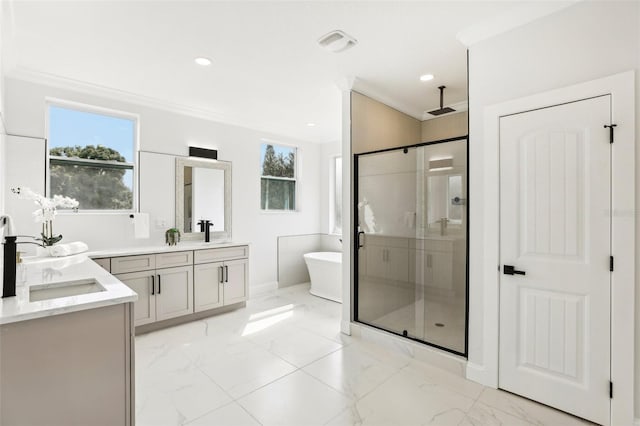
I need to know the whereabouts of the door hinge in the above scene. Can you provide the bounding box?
[604,124,617,144]
[610,256,614,272]
[610,381,613,399]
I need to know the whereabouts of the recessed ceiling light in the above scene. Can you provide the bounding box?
[307,122,316,127]
[420,74,434,82]
[194,57,212,66]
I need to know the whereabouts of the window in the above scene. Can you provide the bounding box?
[47,103,137,211]
[260,143,296,211]
[332,156,342,234]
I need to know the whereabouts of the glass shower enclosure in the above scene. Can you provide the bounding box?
[354,137,468,355]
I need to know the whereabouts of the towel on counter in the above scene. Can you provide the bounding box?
[50,241,89,257]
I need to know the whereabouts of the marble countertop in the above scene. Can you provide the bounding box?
[0,254,138,325]
[87,241,250,258]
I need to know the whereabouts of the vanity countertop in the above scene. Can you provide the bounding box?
[0,254,138,325]
[87,241,250,258]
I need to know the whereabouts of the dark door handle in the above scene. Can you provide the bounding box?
[357,231,365,248]
[219,266,224,283]
[151,275,155,295]
[225,265,229,283]
[503,265,526,275]
[158,274,161,293]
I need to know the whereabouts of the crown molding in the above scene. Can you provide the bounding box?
[5,67,230,124]
[4,67,335,144]
[351,78,425,121]
[456,0,579,46]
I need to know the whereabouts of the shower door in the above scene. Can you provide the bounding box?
[354,137,468,355]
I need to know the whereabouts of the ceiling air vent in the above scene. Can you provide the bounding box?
[317,30,357,53]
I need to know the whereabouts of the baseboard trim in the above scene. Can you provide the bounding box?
[340,320,351,335]
[350,322,467,377]
[466,361,497,388]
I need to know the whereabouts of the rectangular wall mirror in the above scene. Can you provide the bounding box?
[175,157,232,241]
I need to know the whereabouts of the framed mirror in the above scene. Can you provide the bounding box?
[427,173,464,228]
[175,157,232,241]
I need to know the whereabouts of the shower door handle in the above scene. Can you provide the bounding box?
[357,231,365,248]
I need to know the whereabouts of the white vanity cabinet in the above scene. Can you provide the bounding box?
[363,236,409,284]
[98,244,249,331]
[194,246,249,312]
[409,238,455,294]
[113,251,194,327]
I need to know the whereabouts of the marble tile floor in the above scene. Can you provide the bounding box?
[135,283,592,426]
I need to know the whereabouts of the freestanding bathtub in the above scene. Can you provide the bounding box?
[303,252,342,303]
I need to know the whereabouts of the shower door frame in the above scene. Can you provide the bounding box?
[353,135,470,357]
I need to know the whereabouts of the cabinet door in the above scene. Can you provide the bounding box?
[155,266,194,321]
[365,245,386,280]
[431,251,453,292]
[223,259,248,305]
[194,262,224,312]
[387,247,409,283]
[116,271,156,326]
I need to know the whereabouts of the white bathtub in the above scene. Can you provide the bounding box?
[303,252,342,303]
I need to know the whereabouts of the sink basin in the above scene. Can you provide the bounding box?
[29,279,106,302]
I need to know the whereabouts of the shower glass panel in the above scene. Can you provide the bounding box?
[355,137,468,355]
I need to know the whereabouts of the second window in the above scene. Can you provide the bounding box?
[260,143,296,211]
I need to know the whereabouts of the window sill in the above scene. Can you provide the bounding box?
[56,210,135,216]
[259,209,299,215]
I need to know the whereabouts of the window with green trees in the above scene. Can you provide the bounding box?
[48,104,136,210]
[260,143,296,211]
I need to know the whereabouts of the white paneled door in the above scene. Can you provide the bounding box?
[499,96,611,425]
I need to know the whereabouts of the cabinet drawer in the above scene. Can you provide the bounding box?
[111,254,156,274]
[93,257,111,272]
[156,251,193,269]
[194,246,248,264]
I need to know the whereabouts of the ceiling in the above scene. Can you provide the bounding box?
[2,1,575,144]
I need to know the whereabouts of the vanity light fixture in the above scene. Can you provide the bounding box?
[420,74,434,82]
[189,146,218,160]
[429,158,453,171]
[307,122,316,127]
[194,57,212,66]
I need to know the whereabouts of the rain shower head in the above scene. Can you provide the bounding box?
[428,86,456,116]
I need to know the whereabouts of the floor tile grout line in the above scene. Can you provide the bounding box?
[232,366,302,402]
[193,363,238,404]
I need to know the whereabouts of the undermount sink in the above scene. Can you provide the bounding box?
[29,279,106,302]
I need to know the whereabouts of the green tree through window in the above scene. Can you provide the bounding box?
[50,145,133,210]
[260,143,296,210]
[48,103,136,211]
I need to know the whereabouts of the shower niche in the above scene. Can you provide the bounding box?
[354,137,468,355]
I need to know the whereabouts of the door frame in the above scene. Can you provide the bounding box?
[470,71,635,425]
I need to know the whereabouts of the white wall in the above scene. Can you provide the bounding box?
[467,0,640,418]
[3,77,323,288]
[320,139,342,234]
[0,2,6,217]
